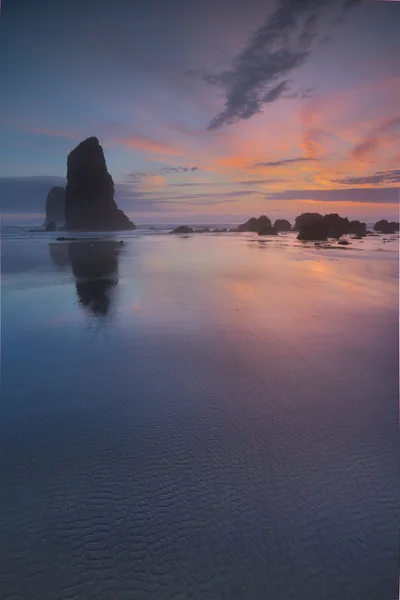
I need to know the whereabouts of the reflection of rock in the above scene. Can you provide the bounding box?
[48,242,70,267]
[49,240,121,316]
[237,215,273,233]
[170,226,194,234]
[44,186,65,227]
[45,221,57,231]
[65,137,135,231]
[274,219,291,232]
[68,241,120,315]
[338,240,350,245]
[373,219,399,234]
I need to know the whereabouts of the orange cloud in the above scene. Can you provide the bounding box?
[116,135,183,156]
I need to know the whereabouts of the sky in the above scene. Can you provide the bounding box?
[0,0,399,224]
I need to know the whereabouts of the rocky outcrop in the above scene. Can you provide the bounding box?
[258,226,278,235]
[373,219,400,234]
[237,215,274,233]
[45,221,57,231]
[348,220,367,236]
[170,226,194,234]
[297,222,328,241]
[274,219,291,232]
[295,212,367,240]
[64,137,135,231]
[44,186,65,227]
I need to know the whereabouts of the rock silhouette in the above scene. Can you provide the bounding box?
[65,137,135,231]
[170,226,194,234]
[237,215,274,233]
[348,220,367,236]
[373,219,399,234]
[295,213,366,240]
[44,186,65,227]
[258,226,278,236]
[45,221,57,231]
[274,219,291,232]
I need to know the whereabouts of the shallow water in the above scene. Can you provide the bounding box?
[1,231,399,600]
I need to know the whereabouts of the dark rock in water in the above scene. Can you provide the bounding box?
[297,220,328,241]
[274,219,291,232]
[348,220,366,236]
[294,212,367,239]
[323,213,350,238]
[338,240,350,245]
[56,236,77,241]
[237,215,272,233]
[170,225,194,234]
[195,228,210,233]
[258,226,278,236]
[45,221,57,232]
[351,235,363,240]
[373,219,399,234]
[213,227,228,233]
[44,186,65,227]
[65,137,136,231]
[293,212,323,232]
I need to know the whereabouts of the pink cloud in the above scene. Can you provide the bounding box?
[115,135,184,156]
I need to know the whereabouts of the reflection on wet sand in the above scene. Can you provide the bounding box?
[49,240,122,316]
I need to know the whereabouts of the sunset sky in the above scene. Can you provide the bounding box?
[0,0,399,224]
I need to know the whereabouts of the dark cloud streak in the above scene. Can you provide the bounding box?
[204,0,365,129]
[333,169,400,185]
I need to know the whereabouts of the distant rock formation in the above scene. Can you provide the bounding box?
[64,137,135,231]
[258,225,278,235]
[297,222,328,241]
[348,220,367,236]
[170,226,194,234]
[373,219,399,234]
[45,221,57,231]
[44,186,65,228]
[237,215,275,233]
[274,219,291,232]
[295,212,367,240]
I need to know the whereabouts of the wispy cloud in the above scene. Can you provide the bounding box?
[266,187,399,203]
[250,157,316,169]
[333,169,400,185]
[160,166,200,174]
[203,0,365,129]
[125,165,200,183]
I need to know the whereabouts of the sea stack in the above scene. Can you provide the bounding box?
[64,137,135,231]
[44,186,65,228]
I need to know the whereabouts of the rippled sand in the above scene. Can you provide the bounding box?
[1,232,399,600]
